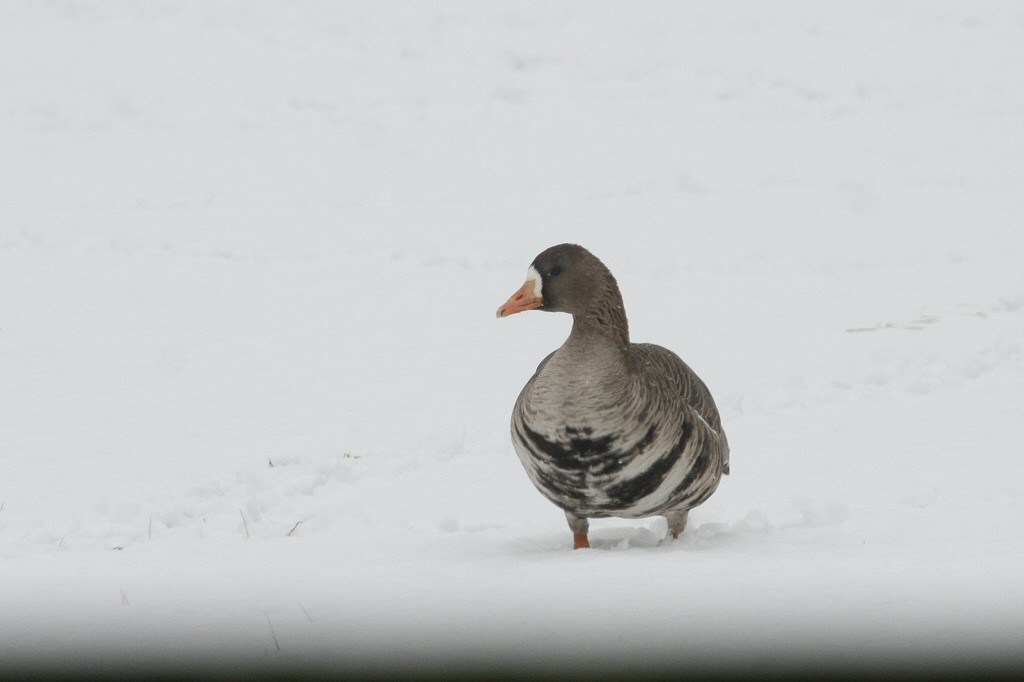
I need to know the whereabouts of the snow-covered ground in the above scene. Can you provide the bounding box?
[2,1,1023,676]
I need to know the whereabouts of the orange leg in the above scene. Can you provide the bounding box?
[665,510,689,541]
[573,532,590,549]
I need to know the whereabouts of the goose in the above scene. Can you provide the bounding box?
[497,244,729,549]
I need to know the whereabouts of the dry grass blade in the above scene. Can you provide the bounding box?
[265,613,280,652]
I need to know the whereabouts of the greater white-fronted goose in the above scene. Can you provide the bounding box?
[497,244,730,549]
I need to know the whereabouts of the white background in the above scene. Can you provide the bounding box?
[2,0,1022,672]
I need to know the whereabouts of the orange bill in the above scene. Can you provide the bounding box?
[496,278,543,318]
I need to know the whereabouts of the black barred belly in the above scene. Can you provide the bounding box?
[512,418,717,518]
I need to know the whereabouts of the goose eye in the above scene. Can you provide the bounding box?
[549,265,563,277]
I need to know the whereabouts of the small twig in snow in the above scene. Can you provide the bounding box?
[265,613,280,652]
[240,509,250,539]
[287,521,302,537]
[299,603,313,622]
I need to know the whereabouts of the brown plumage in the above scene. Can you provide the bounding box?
[497,244,729,549]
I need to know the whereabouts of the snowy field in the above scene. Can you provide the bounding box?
[2,0,1023,677]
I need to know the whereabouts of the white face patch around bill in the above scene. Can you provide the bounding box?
[526,265,543,298]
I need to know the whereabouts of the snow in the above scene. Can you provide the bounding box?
[2,0,1023,676]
